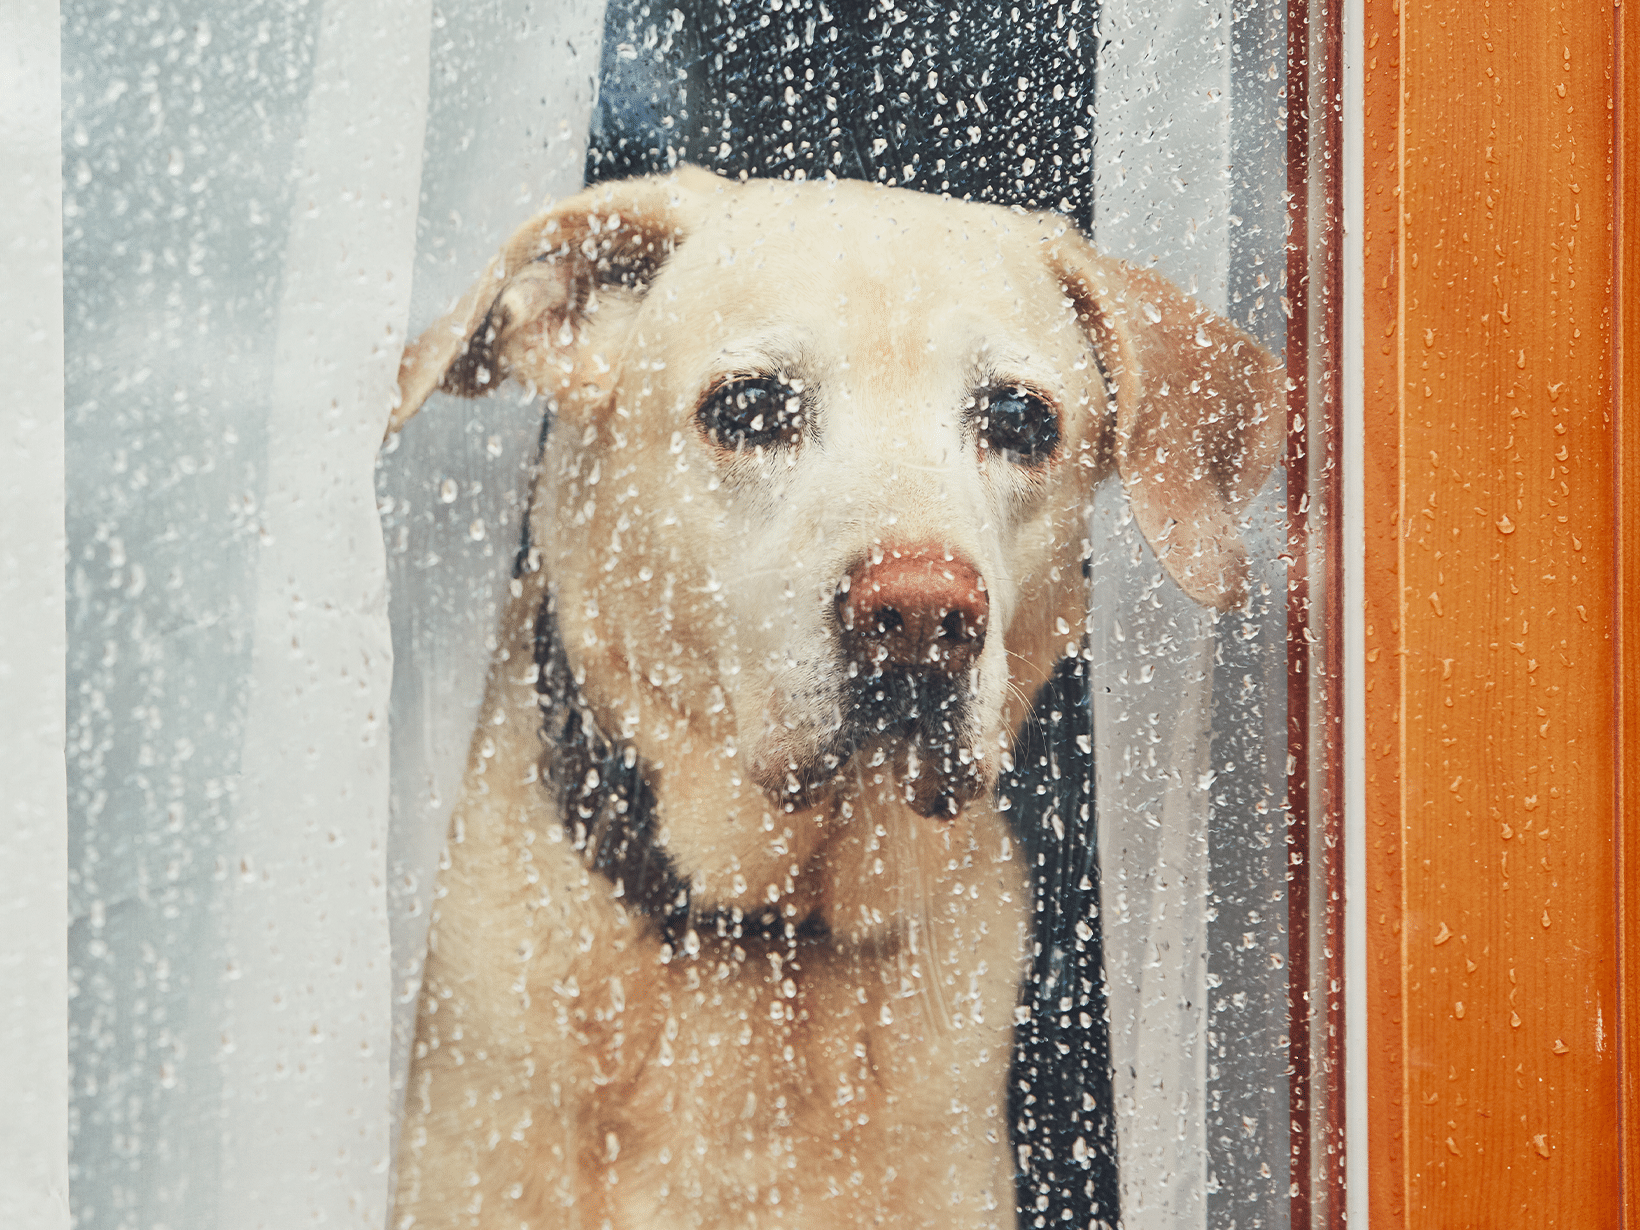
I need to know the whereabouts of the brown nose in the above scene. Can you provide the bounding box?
[835,546,989,675]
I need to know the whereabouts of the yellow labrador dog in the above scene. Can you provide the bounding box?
[386,166,1281,1229]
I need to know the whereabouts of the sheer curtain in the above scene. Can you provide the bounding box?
[1091,4,1229,1219]
[1092,0,1290,1224]
[218,2,429,1223]
[63,1,426,1224]
[377,0,606,1156]
[3,1,68,1225]
[63,1,610,1223]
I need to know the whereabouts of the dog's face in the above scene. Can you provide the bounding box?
[393,168,1282,915]
[552,181,1106,820]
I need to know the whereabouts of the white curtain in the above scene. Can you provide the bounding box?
[1093,4,1231,1222]
[55,2,603,1222]
[218,2,429,1223]
[377,0,607,1149]
[57,2,615,1224]
[1092,1,1289,1225]
[1,1,68,1225]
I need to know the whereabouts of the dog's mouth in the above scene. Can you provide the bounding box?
[758,543,995,820]
[842,662,988,817]
[775,661,987,819]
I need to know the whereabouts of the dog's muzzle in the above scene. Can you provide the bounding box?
[831,545,990,819]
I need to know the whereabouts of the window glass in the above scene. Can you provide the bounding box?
[63,2,1338,1227]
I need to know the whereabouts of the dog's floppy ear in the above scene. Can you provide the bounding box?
[388,168,718,435]
[1054,243,1286,610]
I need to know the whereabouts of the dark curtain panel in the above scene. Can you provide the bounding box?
[585,3,1115,1224]
[590,0,1097,229]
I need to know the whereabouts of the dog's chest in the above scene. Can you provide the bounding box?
[409,583,1030,1225]
[428,799,1026,1222]
[536,925,1023,1228]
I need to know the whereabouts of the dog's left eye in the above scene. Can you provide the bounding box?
[698,379,804,452]
[977,386,1059,462]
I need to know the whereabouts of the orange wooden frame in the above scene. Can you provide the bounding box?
[1362,0,1633,1223]
[1618,0,1639,1221]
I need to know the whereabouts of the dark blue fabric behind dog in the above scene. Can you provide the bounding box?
[581,5,1118,1224]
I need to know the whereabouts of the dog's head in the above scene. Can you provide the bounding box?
[392,168,1282,914]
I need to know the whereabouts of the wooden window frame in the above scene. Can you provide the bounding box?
[1359,0,1638,1223]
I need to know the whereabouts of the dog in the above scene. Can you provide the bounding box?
[384,165,1282,1229]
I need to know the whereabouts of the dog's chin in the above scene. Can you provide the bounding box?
[877,737,991,819]
[752,661,994,818]
[754,729,993,821]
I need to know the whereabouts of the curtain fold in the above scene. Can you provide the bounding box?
[377,0,608,1155]
[1092,3,1231,1221]
[1092,1,1291,1224]
[63,2,428,1226]
[1,1,68,1225]
[218,2,429,1225]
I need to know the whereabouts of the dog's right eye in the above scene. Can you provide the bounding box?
[698,379,804,453]
[976,386,1060,463]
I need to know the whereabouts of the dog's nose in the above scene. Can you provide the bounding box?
[836,546,988,674]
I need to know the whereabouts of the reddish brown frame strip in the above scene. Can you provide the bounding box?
[1286,0,1347,1224]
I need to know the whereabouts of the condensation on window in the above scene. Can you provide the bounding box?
[62,2,1337,1228]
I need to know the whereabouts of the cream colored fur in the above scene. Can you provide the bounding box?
[386,167,1282,1229]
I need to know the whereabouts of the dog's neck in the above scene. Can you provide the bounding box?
[531,589,829,947]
